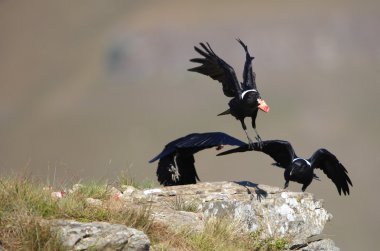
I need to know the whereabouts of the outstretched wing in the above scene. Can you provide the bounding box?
[149,132,245,163]
[217,140,296,168]
[175,132,246,150]
[188,42,242,97]
[149,135,187,163]
[151,132,245,186]
[309,149,353,195]
[236,38,257,91]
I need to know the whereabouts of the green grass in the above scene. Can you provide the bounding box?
[0,176,290,251]
[71,181,110,200]
[247,228,289,251]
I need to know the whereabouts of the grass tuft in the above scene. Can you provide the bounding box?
[247,228,290,251]
[182,217,245,251]
[169,196,199,212]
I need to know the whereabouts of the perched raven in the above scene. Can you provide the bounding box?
[188,39,269,147]
[217,140,353,195]
[149,132,245,186]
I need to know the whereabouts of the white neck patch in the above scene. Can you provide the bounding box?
[292,157,311,166]
[241,89,257,99]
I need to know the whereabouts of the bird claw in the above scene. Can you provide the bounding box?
[169,165,180,182]
[255,135,263,149]
[247,138,255,149]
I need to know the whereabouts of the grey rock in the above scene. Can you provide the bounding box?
[51,220,150,251]
[133,181,337,249]
[293,238,340,251]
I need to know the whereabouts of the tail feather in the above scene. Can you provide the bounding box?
[218,109,231,116]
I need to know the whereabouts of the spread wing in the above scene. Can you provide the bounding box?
[149,132,245,163]
[174,132,246,150]
[309,149,353,195]
[149,135,186,163]
[236,38,257,91]
[188,42,242,97]
[150,132,245,186]
[217,140,296,169]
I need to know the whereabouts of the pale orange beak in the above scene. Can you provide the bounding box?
[258,99,270,113]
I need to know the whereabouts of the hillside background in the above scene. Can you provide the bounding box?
[0,1,379,250]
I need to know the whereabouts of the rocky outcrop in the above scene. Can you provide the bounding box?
[51,220,150,251]
[121,181,338,250]
[52,181,339,250]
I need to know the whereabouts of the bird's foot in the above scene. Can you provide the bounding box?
[247,137,255,149]
[169,165,180,182]
[255,135,263,149]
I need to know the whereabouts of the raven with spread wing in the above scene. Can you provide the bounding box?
[149,132,245,186]
[217,140,353,195]
[188,39,269,147]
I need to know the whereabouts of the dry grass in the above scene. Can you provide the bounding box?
[0,176,289,250]
[150,217,289,251]
[0,177,63,250]
[168,196,199,212]
[180,218,289,251]
[0,176,153,250]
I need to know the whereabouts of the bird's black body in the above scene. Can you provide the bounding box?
[149,132,245,186]
[217,140,353,195]
[188,39,269,146]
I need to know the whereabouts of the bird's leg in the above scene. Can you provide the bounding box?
[244,129,254,148]
[240,119,254,149]
[170,161,180,182]
[253,128,263,149]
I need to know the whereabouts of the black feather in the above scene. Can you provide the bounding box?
[150,132,245,186]
[218,140,353,195]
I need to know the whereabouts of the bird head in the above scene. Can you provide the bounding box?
[290,158,311,177]
[257,98,269,113]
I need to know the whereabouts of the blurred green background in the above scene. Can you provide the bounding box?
[0,1,379,250]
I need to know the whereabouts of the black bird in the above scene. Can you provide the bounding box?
[188,39,269,147]
[149,132,245,186]
[217,140,353,195]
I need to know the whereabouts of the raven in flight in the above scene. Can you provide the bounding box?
[188,39,269,147]
[217,140,353,195]
[149,132,245,186]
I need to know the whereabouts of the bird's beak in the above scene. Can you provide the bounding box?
[258,99,270,113]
